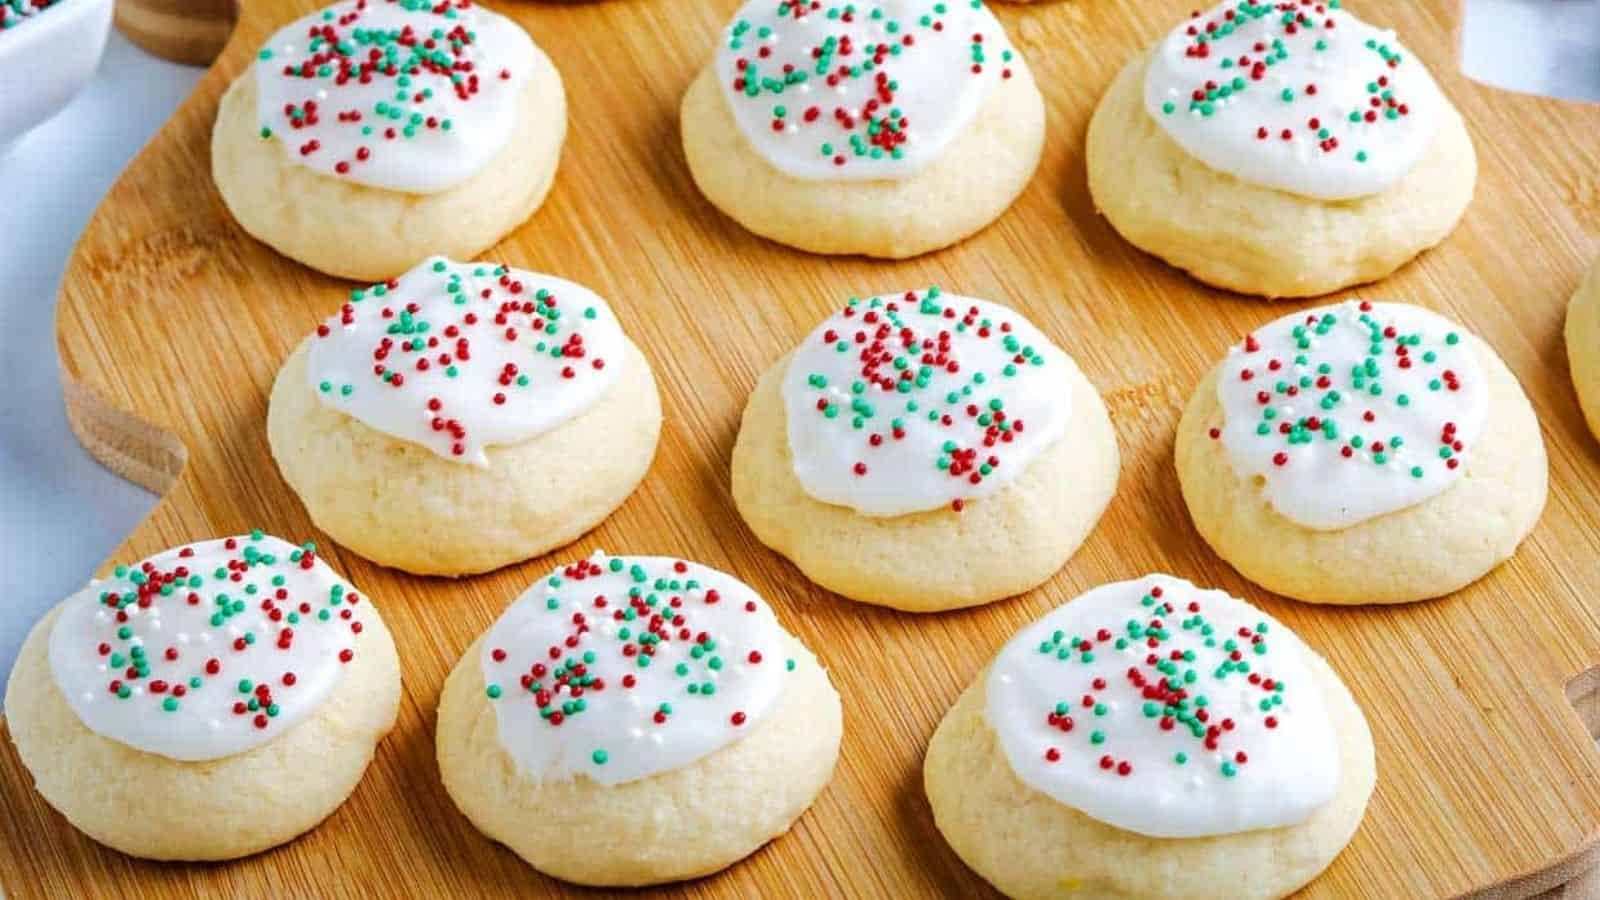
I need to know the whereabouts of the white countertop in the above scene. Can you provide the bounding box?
[0,33,200,698]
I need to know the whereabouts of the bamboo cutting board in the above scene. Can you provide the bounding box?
[3,0,1600,896]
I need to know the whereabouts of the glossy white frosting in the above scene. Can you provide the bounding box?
[1215,300,1486,530]
[48,533,371,762]
[479,553,791,786]
[306,256,625,466]
[254,0,536,193]
[781,288,1070,516]
[1143,0,1444,200]
[985,574,1340,838]
[714,0,1017,181]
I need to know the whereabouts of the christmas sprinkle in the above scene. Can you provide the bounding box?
[716,0,1017,180]
[1213,300,1486,530]
[1143,0,1443,200]
[986,575,1340,838]
[46,533,371,762]
[782,288,1069,516]
[253,0,535,192]
[1,0,64,30]
[480,553,791,786]
[305,256,625,466]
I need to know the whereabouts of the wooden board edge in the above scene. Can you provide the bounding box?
[60,373,185,496]
[1456,667,1600,897]
[1462,831,1600,900]
[1423,16,1600,897]
[51,1,251,494]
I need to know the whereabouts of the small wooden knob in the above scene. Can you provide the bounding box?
[113,0,238,67]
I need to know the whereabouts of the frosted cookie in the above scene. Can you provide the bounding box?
[925,575,1374,899]
[681,0,1045,258]
[1567,257,1600,443]
[1,0,67,28]
[4,532,401,860]
[1087,1,1475,298]
[437,552,842,886]
[212,0,565,281]
[732,288,1119,612]
[1177,301,1546,605]
[267,256,662,576]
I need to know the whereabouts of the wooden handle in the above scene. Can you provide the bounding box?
[61,374,186,496]
[113,0,238,66]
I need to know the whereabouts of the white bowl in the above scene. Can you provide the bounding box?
[0,0,114,155]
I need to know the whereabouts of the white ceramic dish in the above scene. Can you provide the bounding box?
[0,0,114,156]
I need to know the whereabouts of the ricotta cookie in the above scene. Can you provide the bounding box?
[267,256,662,576]
[682,0,1045,258]
[437,552,842,886]
[1087,1,1475,298]
[212,0,566,281]
[732,288,1119,612]
[925,574,1374,899]
[4,532,401,860]
[1567,257,1600,443]
[1177,301,1546,604]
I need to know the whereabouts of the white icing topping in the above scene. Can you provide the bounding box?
[306,256,625,466]
[479,553,790,786]
[254,0,535,193]
[985,574,1340,839]
[47,534,371,762]
[714,0,1016,181]
[782,288,1070,517]
[1143,0,1444,200]
[1215,300,1486,530]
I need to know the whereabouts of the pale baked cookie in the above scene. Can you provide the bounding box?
[681,1,1044,258]
[732,288,1119,612]
[1177,301,1546,604]
[1567,257,1600,443]
[437,552,842,886]
[1087,2,1475,299]
[267,256,662,576]
[212,0,565,281]
[925,574,1374,899]
[4,532,400,861]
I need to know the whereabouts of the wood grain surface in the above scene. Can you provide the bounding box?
[4,0,1600,897]
[113,0,237,66]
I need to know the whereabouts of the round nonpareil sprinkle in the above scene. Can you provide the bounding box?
[1213,300,1486,530]
[985,575,1340,838]
[253,0,535,192]
[715,0,1017,180]
[1142,0,1444,200]
[479,553,792,786]
[0,0,65,30]
[781,288,1070,516]
[46,533,370,762]
[305,256,625,466]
